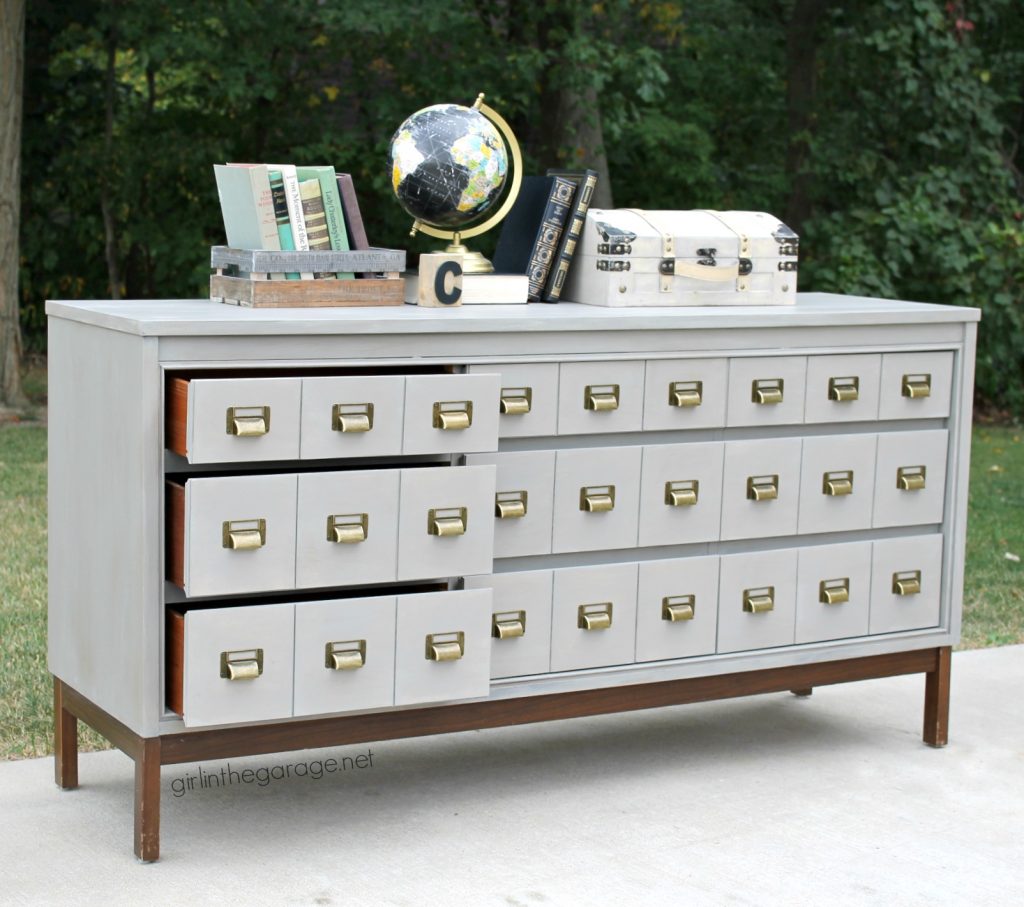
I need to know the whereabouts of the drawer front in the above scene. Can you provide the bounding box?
[641,358,729,431]
[872,429,948,528]
[466,450,556,559]
[635,556,720,662]
[396,464,496,581]
[803,354,881,423]
[550,562,638,672]
[466,570,553,679]
[187,377,302,463]
[869,534,943,634]
[551,446,643,553]
[183,603,295,727]
[795,542,872,644]
[726,356,807,427]
[402,373,500,455]
[295,470,400,589]
[292,595,396,716]
[184,474,298,597]
[299,376,406,460]
[469,363,560,438]
[720,437,803,541]
[393,588,492,706]
[638,442,724,547]
[717,548,798,654]
[557,360,646,435]
[797,434,878,535]
[878,351,954,421]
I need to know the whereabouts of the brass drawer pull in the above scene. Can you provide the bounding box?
[743,587,775,614]
[902,373,932,399]
[425,631,465,661]
[432,400,473,430]
[492,610,526,639]
[495,490,528,519]
[580,485,616,513]
[332,402,374,433]
[220,648,263,681]
[326,513,368,544]
[325,640,366,671]
[752,378,784,405]
[892,571,922,596]
[747,475,779,502]
[897,466,927,492]
[823,470,854,497]
[662,595,695,622]
[428,506,468,536]
[222,518,266,550]
[578,603,613,631]
[500,387,532,415]
[225,405,270,437]
[584,384,620,411]
[828,376,860,402]
[665,479,699,507]
[819,578,850,605]
[668,380,703,408]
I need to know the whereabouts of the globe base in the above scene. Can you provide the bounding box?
[444,241,494,275]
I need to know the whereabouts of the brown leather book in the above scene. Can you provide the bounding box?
[336,173,372,277]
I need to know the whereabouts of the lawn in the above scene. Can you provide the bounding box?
[0,423,1020,759]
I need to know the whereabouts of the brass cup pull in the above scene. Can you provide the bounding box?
[668,380,703,408]
[743,587,775,614]
[325,640,366,671]
[327,513,368,544]
[495,490,528,520]
[897,466,927,491]
[580,485,616,513]
[828,377,860,402]
[747,475,779,502]
[428,507,468,536]
[902,373,932,399]
[425,631,465,662]
[752,379,784,405]
[893,571,922,596]
[332,402,374,433]
[222,518,267,550]
[662,595,695,622]
[226,405,270,437]
[823,470,854,497]
[584,384,620,411]
[578,603,613,631]
[500,387,532,415]
[220,648,263,681]
[665,480,699,507]
[432,401,473,430]
[819,578,850,605]
[492,610,527,639]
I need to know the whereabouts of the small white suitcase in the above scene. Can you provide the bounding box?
[562,209,798,307]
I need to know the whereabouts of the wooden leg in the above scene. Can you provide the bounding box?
[134,738,162,862]
[790,688,813,697]
[923,646,952,748]
[53,677,79,790]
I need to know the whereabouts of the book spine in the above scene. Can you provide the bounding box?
[299,179,336,280]
[543,170,598,302]
[526,175,575,301]
[297,167,354,279]
[249,166,282,252]
[276,165,314,278]
[267,170,299,280]
[336,174,371,277]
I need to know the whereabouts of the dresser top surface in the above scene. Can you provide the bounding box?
[46,292,979,337]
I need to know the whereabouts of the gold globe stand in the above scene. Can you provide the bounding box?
[408,93,523,274]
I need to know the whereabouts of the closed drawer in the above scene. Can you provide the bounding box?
[797,434,878,535]
[168,474,298,597]
[638,442,724,547]
[869,534,943,634]
[299,376,406,459]
[465,450,556,558]
[717,548,798,653]
[878,351,954,420]
[295,470,400,589]
[402,373,500,455]
[168,603,295,728]
[726,356,807,427]
[552,446,643,553]
[872,429,948,528]
[550,562,638,672]
[641,358,728,431]
[720,438,802,541]
[292,595,396,716]
[557,360,646,435]
[469,363,560,438]
[396,464,496,581]
[167,375,302,463]
[635,556,720,662]
[393,588,491,706]
[794,542,872,644]
[466,570,553,679]
[804,354,881,423]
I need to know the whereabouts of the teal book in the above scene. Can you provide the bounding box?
[296,166,354,279]
[267,169,299,279]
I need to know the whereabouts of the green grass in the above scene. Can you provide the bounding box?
[0,423,1021,759]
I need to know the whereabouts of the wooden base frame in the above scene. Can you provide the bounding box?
[53,645,952,863]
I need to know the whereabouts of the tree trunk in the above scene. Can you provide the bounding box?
[549,82,615,210]
[99,30,122,300]
[0,0,27,407]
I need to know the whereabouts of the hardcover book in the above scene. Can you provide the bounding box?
[298,179,336,279]
[297,166,354,279]
[213,164,281,252]
[542,168,599,303]
[336,173,371,277]
[267,169,299,279]
[267,164,313,278]
[402,271,528,305]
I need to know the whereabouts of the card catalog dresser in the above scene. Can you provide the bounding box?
[47,294,977,861]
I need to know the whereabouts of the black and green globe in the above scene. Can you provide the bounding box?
[388,103,509,229]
